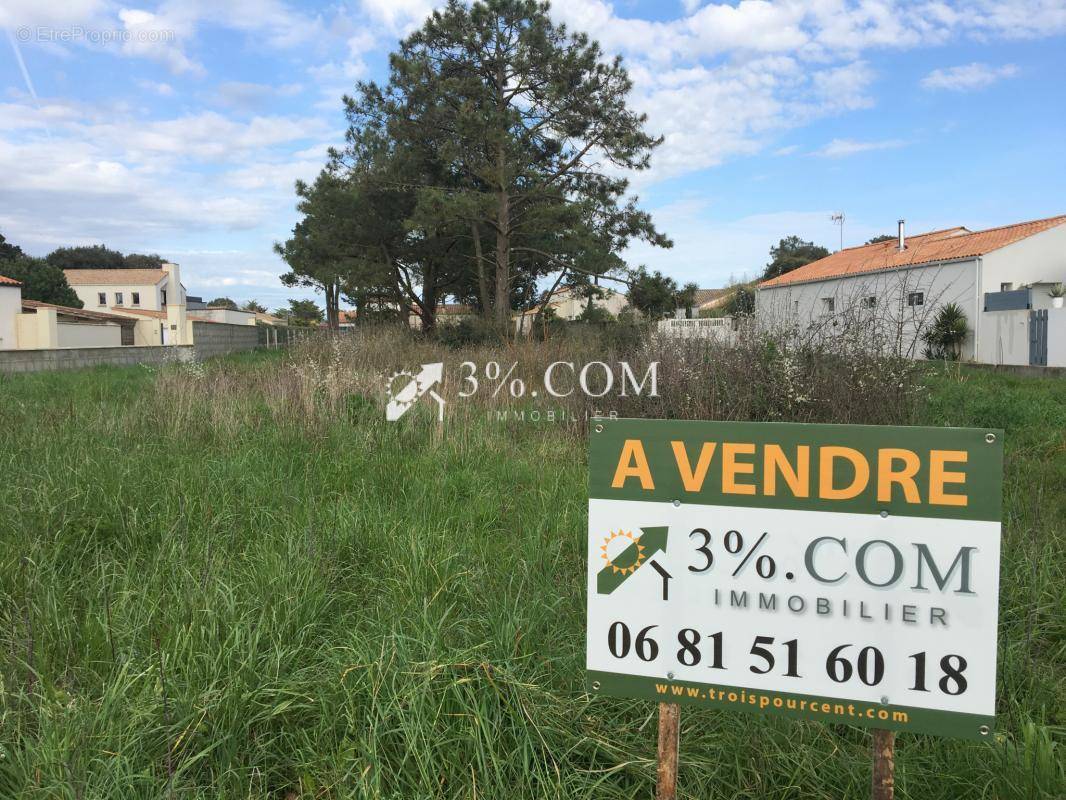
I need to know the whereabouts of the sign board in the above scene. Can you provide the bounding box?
[586,419,1003,739]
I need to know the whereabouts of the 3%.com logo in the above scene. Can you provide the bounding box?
[385,363,445,421]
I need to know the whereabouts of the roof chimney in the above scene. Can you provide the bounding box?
[897,219,906,251]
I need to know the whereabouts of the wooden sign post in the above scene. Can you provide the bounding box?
[871,728,896,800]
[655,702,680,800]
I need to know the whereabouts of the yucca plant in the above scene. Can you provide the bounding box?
[922,302,969,361]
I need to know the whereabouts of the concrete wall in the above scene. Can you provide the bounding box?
[195,308,256,325]
[15,308,59,349]
[0,345,194,374]
[57,322,122,348]
[657,316,736,342]
[979,310,1030,366]
[133,319,163,346]
[0,318,272,374]
[15,314,37,348]
[192,321,261,359]
[1049,309,1066,368]
[757,259,978,358]
[0,285,21,350]
[972,307,1066,368]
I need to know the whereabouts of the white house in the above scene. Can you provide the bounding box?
[0,274,149,350]
[515,283,629,333]
[756,215,1066,366]
[65,263,191,344]
[64,264,187,311]
[0,274,22,350]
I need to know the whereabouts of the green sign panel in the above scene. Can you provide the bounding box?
[586,419,1003,739]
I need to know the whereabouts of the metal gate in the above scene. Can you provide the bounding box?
[1029,309,1048,366]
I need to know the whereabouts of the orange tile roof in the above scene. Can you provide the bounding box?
[22,299,134,323]
[437,303,472,315]
[759,215,1066,288]
[112,306,227,324]
[694,288,727,306]
[64,268,167,286]
[110,306,167,319]
[0,274,21,286]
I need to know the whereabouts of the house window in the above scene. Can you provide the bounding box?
[907,292,924,307]
[861,296,877,308]
[131,292,140,305]
[1000,282,1013,292]
[161,289,167,306]
[821,297,835,313]
[115,292,124,305]
[97,292,106,305]
[793,300,799,314]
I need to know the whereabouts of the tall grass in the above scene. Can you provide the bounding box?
[0,332,1061,798]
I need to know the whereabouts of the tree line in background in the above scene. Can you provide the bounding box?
[0,236,169,308]
[1,222,881,331]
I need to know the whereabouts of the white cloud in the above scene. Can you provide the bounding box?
[815,138,908,158]
[920,62,1019,91]
[222,159,323,192]
[0,0,106,28]
[136,79,174,96]
[75,111,331,162]
[213,81,303,111]
[0,95,329,264]
[359,0,438,33]
[117,8,204,76]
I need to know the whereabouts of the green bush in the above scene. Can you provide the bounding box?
[435,317,505,348]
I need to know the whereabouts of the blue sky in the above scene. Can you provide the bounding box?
[1,0,1064,310]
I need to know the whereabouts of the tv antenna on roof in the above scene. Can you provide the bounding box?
[830,212,845,251]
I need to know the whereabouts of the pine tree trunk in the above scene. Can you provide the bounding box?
[421,264,438,334]
[472,222,490,318]
[494,189,510,328]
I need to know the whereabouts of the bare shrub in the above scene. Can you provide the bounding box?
[624,325,923,426]
[143,319,924,437]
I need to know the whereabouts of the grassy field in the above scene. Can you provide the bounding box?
[0,343,1063,799]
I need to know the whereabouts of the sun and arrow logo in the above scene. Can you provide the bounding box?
[596,526,671,598]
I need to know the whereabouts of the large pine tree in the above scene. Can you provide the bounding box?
[339,0,670,325]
